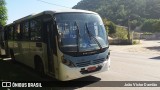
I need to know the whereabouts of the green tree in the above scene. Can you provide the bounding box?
[141,19,160,32]
[73,0,160,28]
[115,26,128,40]
[103,18,116,34]
[0,0,7,26]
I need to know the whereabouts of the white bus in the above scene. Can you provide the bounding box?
[5,9,110,81]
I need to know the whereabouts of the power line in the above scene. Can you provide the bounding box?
[37,0,70,8]
[52,0,79,4]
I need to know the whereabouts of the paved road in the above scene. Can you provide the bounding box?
[78,51,160,90]
[0,51,160,90]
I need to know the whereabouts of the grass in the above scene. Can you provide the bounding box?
[132,40,141,45]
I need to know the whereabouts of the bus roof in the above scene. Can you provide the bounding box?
[53,9,97,14]
[12,9,98,24]
[5,23,14,27]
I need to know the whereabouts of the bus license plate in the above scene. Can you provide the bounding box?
[87,66,96,71]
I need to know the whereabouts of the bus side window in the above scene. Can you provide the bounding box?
[4,27,8,41]
[21,22,29,40]
[30,19,42,41]
[14,24,21,41]
[8,26,14,40]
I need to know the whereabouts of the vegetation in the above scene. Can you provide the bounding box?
[141,19,160,33]
[132,40,140,45]
[103,18,128,39]
[114,26,128,40]
[0,0,7,26]
[73,0,160,29]
[103,18,116,34]
[103,18,130,45]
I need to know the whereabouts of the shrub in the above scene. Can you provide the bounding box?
[103,18,116,34]
[141,19,160,33]
[132,40,140,45]
[115,26,128,40]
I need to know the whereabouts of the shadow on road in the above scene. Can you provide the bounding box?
[145,46,160,52]
[0,58,43,81]
[0,57,101,89]
[150,56,160,60]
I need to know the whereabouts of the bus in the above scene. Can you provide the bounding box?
[5,9,110,81]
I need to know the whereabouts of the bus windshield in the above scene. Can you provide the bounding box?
[55,13,108,53]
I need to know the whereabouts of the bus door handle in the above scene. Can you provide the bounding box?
[36,43,42,47]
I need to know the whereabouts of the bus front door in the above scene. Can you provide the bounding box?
[46,21,55,74]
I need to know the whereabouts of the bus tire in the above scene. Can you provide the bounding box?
[34,56,45,77]
[10,49,15,62]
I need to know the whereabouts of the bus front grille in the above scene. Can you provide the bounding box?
[92,58,105,65]
[76,61,90,67]
[76,58,105,67]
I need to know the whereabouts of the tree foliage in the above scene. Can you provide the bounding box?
[141,19,160,32]
[103,18,116,34]
[73,0,160,27]
[0,0,7,26]
[115,26,128,40]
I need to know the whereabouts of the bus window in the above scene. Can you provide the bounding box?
[21,22,29,40]
[57,22,77,51]
[9,27,14,40]
[15,24,21,40]
[56,13,108,52]
[30,19,42,41]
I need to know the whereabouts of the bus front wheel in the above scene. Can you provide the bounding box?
[34,57,45,77]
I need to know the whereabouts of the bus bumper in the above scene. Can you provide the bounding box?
[59,57,110,81]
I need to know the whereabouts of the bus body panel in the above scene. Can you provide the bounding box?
[8,41,14,50]
[11,41,44,69]
[21,41,30,66]
[29,41,44,68]
[13,41,23,62]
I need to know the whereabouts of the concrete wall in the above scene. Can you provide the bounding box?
[140,33,160,40]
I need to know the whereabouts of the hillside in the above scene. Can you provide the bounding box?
[73,0,160,26]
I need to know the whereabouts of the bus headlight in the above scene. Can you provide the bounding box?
[106,51,110,60]
[61,56,75,68]
[107,51,110,59]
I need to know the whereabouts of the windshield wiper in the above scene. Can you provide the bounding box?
[74,21,80,53]
[85,23,102,50]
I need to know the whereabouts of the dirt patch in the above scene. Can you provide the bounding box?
[109,40,160,55]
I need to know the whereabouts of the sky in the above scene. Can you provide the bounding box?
[6,0,81,24]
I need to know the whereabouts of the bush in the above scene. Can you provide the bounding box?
[103,18,116,34]
[114,26,128,40]
[132,40,140,45]
[141,19,160,32]
[108,26,129,45]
